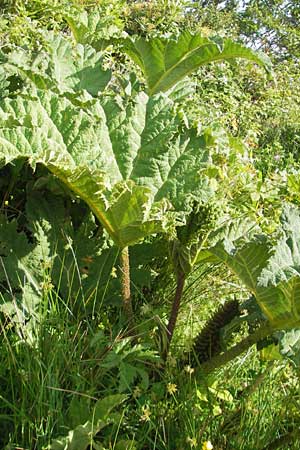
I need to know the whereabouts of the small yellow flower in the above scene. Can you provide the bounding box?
[202,440,213,450]
[140,404,151,422]
[167,383,177,395]
[40,280,54,292]
[4,200,8,206]
[186,436,197,447]
[111,266,117,278]
[184,365,195,375]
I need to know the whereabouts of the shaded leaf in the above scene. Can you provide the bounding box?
[49,394,126,450]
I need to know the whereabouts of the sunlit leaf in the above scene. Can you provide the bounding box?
[0,88,215,247]
[2,33,111,96]
[206,204,300,329]
[122,31,272,94]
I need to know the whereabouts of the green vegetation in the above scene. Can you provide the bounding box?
[0,1,299,449]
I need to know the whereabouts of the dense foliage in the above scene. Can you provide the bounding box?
[0,1,300,449]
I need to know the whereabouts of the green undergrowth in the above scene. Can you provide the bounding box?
[1,278,300,449]
[0,234,299,449]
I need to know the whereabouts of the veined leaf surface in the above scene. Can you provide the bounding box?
[65,8,124,51]
[2,33,111,96]
[207,205,300,328]
[0,89,215,247]
[122,31,273,94]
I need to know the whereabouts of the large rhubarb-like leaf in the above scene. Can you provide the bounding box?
[2,34,111,96]
[122,31,272,94]
[0,89,216,247]
[65,7,124,51]
[206,205,300,329]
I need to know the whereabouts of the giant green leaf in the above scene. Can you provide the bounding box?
[2,33,111,96]
[207,205,300,328]
[0,88,217,247]
[122,31,273,94]
[65,7,124,51]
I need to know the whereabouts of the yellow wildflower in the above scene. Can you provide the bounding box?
[140,404,151,422]
[167,383,177,395]
[110,266,117,278]
[184,365,195,375]
[186,436,197,447]
[202,440,213,450]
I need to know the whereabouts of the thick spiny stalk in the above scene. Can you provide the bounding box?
[199,322,274,374]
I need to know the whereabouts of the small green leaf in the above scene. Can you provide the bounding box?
[260,343,282,361]
[93,394,127,422]
[49,394,126,450]
[49,421,92,450]
[208,387,234,403]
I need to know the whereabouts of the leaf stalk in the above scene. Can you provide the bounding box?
[120,246,134,328]
[200,322,274,374]
[164,270,186,358]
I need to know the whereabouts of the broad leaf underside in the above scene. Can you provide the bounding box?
[0,31,272,247]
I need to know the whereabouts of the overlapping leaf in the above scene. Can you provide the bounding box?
[0,88,216,247]
[0,214,46,327]
[122,31,273,94]
[49,394,127,450]
[65,7,124,51]
[206,205,300,328]
[2,34,111,96]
